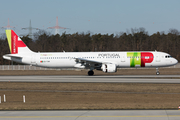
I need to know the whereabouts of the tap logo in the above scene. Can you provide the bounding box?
[127,52,154,67]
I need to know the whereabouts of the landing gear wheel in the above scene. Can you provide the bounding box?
[88,71,94,76]
[156,68,160,75]
[156,72,160,75]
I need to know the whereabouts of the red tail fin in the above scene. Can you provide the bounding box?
[6,30,32,54]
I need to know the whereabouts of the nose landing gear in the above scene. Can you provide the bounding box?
[156,68,160,75]
[88,70,94,76]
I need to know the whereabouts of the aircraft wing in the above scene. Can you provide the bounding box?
[75,58,112,65]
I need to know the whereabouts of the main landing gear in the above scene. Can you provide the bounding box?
[156,68,160,75]
[88,70,94,76]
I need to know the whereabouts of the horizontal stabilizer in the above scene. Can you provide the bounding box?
[3,54,23,58]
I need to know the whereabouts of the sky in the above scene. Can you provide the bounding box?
[0,0,180,36]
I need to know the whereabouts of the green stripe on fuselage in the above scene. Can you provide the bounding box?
[127,52,141,67]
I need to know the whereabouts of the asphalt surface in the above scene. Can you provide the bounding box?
[0,110,180,120]
[1,75,180,120]
[0,75,180,83]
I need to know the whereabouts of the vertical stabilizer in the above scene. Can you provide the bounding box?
[6,30,33,54]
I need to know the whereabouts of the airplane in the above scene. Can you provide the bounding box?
[3,30,178,75]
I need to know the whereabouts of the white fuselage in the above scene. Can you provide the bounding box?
[12,51,177,69]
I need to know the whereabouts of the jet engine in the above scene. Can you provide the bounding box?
[101,64,117,73]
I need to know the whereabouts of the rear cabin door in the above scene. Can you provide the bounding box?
[31,54,36,65]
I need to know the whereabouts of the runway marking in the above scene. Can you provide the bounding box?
[0,115,180,118]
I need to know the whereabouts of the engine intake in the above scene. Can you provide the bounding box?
[101,64,117,73]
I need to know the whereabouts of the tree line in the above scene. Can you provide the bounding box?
[0,27,180,65]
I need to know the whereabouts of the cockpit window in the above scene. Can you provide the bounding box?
[165,55,172,58]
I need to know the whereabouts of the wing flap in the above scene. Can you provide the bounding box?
[75,58,112,64]
[76,58,102,64]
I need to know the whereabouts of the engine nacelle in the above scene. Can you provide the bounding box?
[101,64,117,73]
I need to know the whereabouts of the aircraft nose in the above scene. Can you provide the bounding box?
[173,58,178,65]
